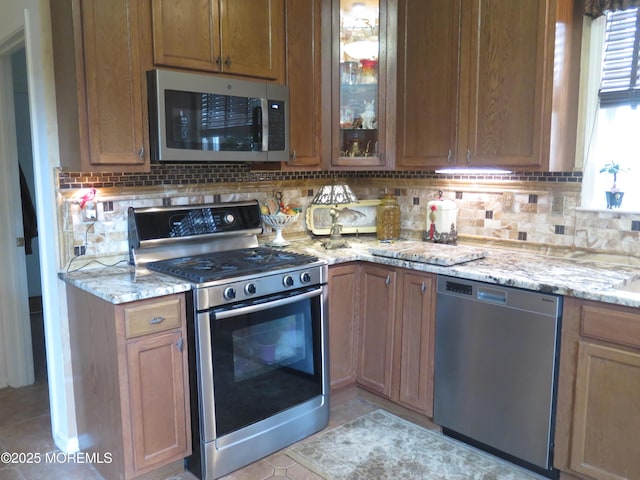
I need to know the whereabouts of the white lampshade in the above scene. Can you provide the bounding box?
[311,184,358,206]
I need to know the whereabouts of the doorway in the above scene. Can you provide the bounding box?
[12,47,45,382]
[0,36,34,389]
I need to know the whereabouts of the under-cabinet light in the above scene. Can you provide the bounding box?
[435,168,512,175]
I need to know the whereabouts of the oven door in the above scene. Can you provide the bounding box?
[195,285,328,442]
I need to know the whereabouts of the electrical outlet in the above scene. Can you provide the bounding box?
[551,195,564,215]
[83,201,97,221]
[74,245,86,256]
[502,192,514,212]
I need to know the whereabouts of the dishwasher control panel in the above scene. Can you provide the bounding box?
[445,280,473,295]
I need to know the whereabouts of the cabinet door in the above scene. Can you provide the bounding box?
[77,0,148,169]
[219,0,285,81]
[151,0,221,71]
[397,0,557,170]
[395,271,435,416]
[569,342,640,480]
[396,0,460,168]
[151,0,285,81]
[51,0,149,172]
[331,0,391,169]
[126,330,191,473]
[284,0,327,168]
[328,264,360,389]
[461,0,551,168]
[357,264,396,397]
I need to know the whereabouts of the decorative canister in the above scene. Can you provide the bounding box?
[425,194,459,244]
[376,194,401,240]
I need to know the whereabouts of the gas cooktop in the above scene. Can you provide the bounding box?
[146,247,319,284]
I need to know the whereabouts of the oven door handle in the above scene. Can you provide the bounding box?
[213,287,324,320]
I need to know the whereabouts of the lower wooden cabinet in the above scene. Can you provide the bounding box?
[358,264,397,398]
[327,263,360,389]
[329,263,436,416]
[555,297,640,480]
[393,271,436,416]
[67,287,191,480]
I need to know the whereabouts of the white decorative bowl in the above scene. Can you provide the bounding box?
[261,214,299,246]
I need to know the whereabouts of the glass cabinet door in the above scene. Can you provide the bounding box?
[335,0,385,167]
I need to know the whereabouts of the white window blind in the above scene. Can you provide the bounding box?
[599,7,640,107]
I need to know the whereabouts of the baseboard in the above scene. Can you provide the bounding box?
[53,429,80,454]
[355,387,440,432]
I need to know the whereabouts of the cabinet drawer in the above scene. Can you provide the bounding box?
[581,304,640,349]
[124,297,182,339]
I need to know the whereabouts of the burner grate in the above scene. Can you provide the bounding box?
[146,247,318,284]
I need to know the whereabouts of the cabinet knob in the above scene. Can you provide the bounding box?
[176,337,184,352]
[149,316,165,325]
[224,56,231,68]
[215,56,222,67]
[421,282,426,295]
[385,275,391,287]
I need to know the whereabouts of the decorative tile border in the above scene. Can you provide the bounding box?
[57,164,583,189]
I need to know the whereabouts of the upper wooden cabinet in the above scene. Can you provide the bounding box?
[396,0,581,171]
[329,0,395,169]
[151,0,286,83]
[283,0,329,168]
[50,0,151,172]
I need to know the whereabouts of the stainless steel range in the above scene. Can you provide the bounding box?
[128,200,329,480]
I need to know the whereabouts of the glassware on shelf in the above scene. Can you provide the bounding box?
[359,59,378,84]
[339,0,380,160]
[340,61,359,85]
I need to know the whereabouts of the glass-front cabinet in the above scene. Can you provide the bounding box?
[332,0,389,168]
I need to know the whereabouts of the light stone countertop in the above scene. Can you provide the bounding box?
[59,264,192,304]
[59,237,640,308]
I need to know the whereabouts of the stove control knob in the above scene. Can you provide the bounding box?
[283,275,294,287]
[223,213,235,225]
[300,272,311,283]
[244,283,256,295]
[223,287,236,300]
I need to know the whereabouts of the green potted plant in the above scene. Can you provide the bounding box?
[599,162,627,208]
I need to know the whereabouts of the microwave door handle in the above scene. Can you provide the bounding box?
[260,98,269,152]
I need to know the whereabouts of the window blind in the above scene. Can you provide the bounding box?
[599,7,640,107]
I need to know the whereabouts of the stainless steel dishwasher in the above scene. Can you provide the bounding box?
[434,275,562,479]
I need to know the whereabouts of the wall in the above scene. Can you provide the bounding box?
[58,165,640,267]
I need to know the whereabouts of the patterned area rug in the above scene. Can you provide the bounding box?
[287,409,544,479]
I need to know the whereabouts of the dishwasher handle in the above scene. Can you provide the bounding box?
[477,287,507,305]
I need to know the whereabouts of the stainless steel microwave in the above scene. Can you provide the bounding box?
[147,69,289,162]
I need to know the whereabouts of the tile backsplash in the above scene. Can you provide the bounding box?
[58,166,640,269]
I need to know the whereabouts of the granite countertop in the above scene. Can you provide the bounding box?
[59,237,640,308]
[59,264,192,304]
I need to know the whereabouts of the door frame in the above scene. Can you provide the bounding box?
[0,4,79,453]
